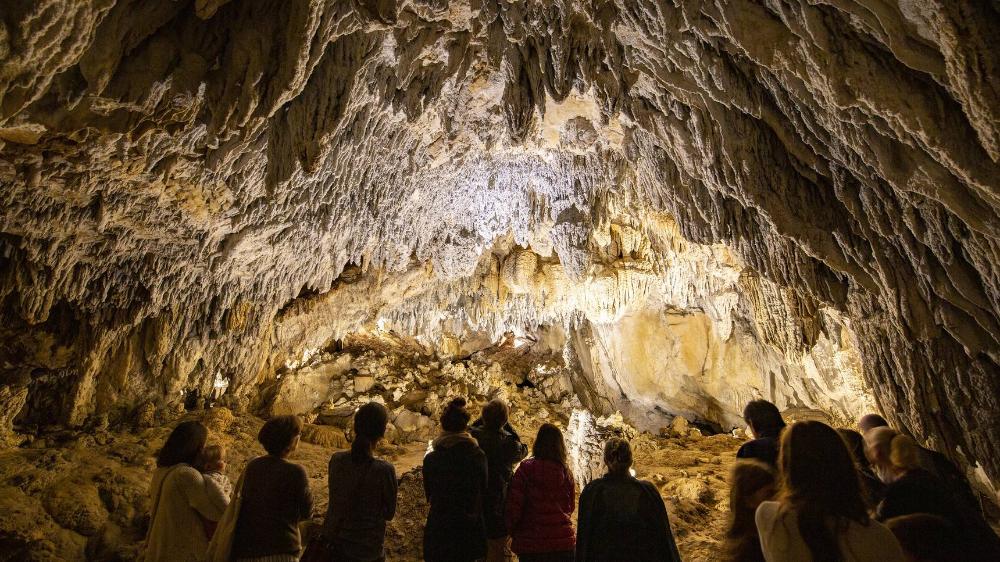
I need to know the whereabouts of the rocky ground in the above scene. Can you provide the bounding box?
[0,335,742,561]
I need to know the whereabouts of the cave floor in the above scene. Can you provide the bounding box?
[0,406,740,561]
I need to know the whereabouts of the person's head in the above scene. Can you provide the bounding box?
[726,460,777,542]
[481,399,510,431]
[258,415,303,458]
[532,423,568,467]
[352,402,389,462]
[837,428,871,469]
[197,444,226,472]
[885,513,958,562]
[743,400,785,438]
[864,426,897,470]
[440,397,471,432]
[157,420,209,468]
[858,413,889,434]
[889,434,923,473]
[778,421,869,562]
[604,437,633,475]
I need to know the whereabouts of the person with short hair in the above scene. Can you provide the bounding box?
[232,415,313,562]
[505,423,576,562]
[576,438,682,562]
[423,397,489,562]
[322,401,397,562]
[722,460,776,562]
[755,421,905,562]
[737,400,786,466]
[858,413,889,435]
[146,420,229,562]
[470,399,528,562]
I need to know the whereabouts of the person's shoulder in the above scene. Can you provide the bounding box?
[852,518,906,555]
[168,464,205,486]
[636,478,660,495]
[329,450,351,465]
[374,458,395,474]
[755,500,781,527]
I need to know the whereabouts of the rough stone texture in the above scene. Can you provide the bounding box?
[1,1,999,490]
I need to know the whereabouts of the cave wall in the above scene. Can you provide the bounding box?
[1,1,999,484]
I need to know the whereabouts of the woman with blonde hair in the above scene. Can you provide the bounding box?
[722,460,776,562]
[877,434,1000,561]
[755,421,905,562]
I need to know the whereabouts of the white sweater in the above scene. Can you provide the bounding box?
[146,464,229,562]
[755,501,905,562]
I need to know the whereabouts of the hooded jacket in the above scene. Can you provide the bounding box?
[423,431,489,562]
[470,419,528,538]
[505,458,576,554]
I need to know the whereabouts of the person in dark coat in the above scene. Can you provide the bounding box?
[323,402,397,562]
[505,423,576,562]
[423,397,489,562]
[470,399,528,562]
[873,434,1000,562]
[577,438,682,562]
[232,415,314,561]
[736,400,785,467]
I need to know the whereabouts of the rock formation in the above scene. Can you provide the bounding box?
[1,0,999,496]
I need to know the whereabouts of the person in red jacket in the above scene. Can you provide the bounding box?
[505,423,576,562]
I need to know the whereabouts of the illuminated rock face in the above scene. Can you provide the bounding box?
[1,1,998,489]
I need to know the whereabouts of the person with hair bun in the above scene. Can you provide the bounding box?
[423,397,489,562]
[146,420,229,562]
[321,402,397,561]
[576,437,682,562]
[232,415,313,561]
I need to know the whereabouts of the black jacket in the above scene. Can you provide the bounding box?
[577,472,682,562]
[736,428,782,467]
[423,432,489,562]
[470,420,529,538]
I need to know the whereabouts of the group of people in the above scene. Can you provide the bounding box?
[724,400,1000,562]
[144,397,999,562]
[144,396,681,562]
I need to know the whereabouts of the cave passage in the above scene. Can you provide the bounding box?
[1,0,1000,559]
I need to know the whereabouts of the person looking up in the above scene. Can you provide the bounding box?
[737,400,786,466]
[505,423,576,562]
[577,438,682,562]
[423,397,489,562]
[864,426,898,484]
[755,421,905,562]
[322,402,397,561]
[722,460,776,562]
[838,428,885,508]
[875,435,1000,562]
[470,398,528,562]
[195,443,232,539]
[146,420,229,562]
[232,415,313,562]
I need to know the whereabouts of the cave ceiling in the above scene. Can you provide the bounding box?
[1,1,999,481]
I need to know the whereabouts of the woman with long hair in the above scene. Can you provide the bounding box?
[504,423,576,562]
[423,397,489,562]
[321,402,398,561]
[722,460,776,562]
[755,421,905,562]
[146,420,229,562]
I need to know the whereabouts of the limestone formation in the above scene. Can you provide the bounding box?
[1,0,999,498]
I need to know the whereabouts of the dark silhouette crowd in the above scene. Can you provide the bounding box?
[145,397,998,562]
